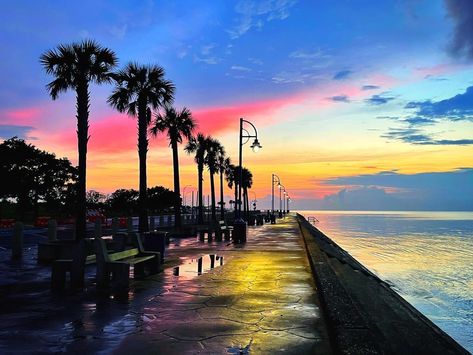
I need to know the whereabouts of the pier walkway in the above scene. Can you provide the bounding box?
[0,215,332,354]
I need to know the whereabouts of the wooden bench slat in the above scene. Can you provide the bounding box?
[120,255,155,265]
[108,248,140,261]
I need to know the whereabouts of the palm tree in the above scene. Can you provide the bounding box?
[150,106,195,228]
[205,139,224,222]
[108,63,175,232]
[241,167,253,218]
[218,156,231,220]
[225,163,238,214]
[185,133,209,224]
[40,40,117,239]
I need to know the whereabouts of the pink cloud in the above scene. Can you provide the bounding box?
[1,107,43,125]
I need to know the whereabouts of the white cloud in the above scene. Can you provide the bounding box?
[109,24,128,39]
[231,65,252,71]
[289,49,330,60]
[228,0,297,39]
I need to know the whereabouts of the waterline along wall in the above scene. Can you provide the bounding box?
[296,213,469,355]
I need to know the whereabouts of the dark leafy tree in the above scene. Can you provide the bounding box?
[40,39,117,239]
[150,106,195,228]
[107,189,139,216]
[185,133,210,224]
[108,63,175,232]
[147,186,179,213]
[0,137,77,219]
[86,190,107,210]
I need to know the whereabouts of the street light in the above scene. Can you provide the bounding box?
[272,174,281,215]
[250,191,257,211]
[234,117,262,243]
[182,185,192,206]
[279,183,285,218]
[287,196,291,213]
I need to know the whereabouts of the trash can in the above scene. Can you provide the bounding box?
[143,231,167,263]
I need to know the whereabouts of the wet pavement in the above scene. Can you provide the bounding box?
[0,215,331,354]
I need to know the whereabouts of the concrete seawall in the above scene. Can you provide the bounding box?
[297,213,469,355]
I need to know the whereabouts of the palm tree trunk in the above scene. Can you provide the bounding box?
[219,170,224,220]
[171,140,181,228]
[198,162,204,224]
[243,188,248,218]
[75,79,89,240]
[234,182,238,213]
[137,99,149,233]
[210,171,216,221]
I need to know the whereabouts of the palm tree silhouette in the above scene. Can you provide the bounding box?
[150,106,195,228]
[205,138,224,222]
[241,167,253,218]
[40,40,117,239]
[218,156,231,220]
[108,63,175,232]
[185,133,210,224]
[225,163,238,214]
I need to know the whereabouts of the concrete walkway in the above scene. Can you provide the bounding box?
[0,215,332,354]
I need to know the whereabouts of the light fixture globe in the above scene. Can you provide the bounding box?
[250,138,262,152]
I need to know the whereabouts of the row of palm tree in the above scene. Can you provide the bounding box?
[40,39,254,238]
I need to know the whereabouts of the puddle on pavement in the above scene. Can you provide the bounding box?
[170,254,224,280]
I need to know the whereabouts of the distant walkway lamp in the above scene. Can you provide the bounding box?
[234,117,262,243]
[182,185,192,206]
[272,174,281,215]
[287,195,291,213]
[250,191,257,211]
[279,184,285,218]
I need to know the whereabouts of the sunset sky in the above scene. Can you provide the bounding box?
[1,0,472,210]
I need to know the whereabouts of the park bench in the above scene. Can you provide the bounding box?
[95,235,161,289]
[51,242,96,290]
[196,224,216,241]
[51,253,96,290]
[216,220,232,241]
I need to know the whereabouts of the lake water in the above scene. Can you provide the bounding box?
[297,210,473,352]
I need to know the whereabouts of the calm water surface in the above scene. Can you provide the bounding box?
[297,210,473,352]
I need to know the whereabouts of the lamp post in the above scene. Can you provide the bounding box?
[278,184,285,218]
[287,196,291,213]
[182,185,192,207]
[250,191,257,211]
[272,174,281,215]
[283,189,287,217]
[234,117,262,243]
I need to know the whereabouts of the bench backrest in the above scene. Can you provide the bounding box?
[85,254,96,264]
[95,236,139,263]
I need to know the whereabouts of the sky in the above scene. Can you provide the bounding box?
[1,0,472,211]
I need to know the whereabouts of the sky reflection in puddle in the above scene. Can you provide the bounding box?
[170,254,224,280]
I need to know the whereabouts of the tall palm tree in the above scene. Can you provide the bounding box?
[225,163,238,214]
[185,133,209,224]
[218,156,231,220]
[40,40,117,239]
[241,167,253,218]
[108,63,175,232]
[205,139,224,222]
[150,106,195,228]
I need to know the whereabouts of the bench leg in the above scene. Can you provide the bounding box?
[148,254,161,274]
[51,262,68,290]
[71,263,85,289]
[198,231,205,241]
[96,264,111,288]
[134,263,145,278]
[111,263,130,289]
